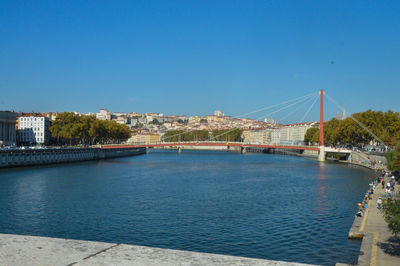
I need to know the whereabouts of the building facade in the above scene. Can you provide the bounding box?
[247,128,281,145]
[0,111,17,146]
[18,114,51,145]
[129,133,161,144]
[279,122,318,145]
[96,109,111,120]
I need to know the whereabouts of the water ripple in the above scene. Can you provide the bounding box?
[0,150,375,266]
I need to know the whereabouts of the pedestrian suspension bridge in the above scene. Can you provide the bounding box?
[103,90,381,162]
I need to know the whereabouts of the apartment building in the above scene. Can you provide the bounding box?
[279,122,318,145]
[96,109,111,120]
[129,133,161,144]
[246,128,280,145]
[18,113,50,145]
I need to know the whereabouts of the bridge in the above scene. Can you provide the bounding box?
[147,141,320,151]
[103,141,352,159]
[103,89,377,162]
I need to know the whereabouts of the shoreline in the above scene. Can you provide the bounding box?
[345,172,400,266]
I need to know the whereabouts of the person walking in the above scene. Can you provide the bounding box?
[386,188,392,198]
[382,180,385,189]
[377,198,382,209]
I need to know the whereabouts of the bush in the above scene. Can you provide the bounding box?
[383,198,400,235]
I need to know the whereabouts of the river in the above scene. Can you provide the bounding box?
[0,149,375,265]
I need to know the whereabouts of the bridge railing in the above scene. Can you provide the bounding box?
[145,141,320,149]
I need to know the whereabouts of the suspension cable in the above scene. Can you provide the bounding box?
[300,94,319,123]
[163,91,318,141]
[255,94,315,121]
[276,94,316,124]
[234,91,318,118]
[211,94,314,141]
[324,93,385,145]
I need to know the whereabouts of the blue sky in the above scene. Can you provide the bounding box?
[0,0,399,123]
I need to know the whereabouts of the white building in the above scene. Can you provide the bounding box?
[248,128,281,144]
[249,129,265,144]
[18,115,50,145]
[96,109,111,120]
[264,118,276,124]
[279,122,318,145]
[214,110,223,116]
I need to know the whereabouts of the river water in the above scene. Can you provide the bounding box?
[0,150,375,265]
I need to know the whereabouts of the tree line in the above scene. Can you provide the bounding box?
[304,110,400,147]
[387,143,400,172]
[384,142,400,236]
[162,129,243,142]
[50,113,131,145]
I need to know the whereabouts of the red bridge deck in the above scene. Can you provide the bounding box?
[101,142,320,151]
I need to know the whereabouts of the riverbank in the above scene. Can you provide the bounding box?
[0,233,314,266]
[346,174,400,266]
[0,146,146,168]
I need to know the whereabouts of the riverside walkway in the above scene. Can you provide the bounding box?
[346,175,400,266]
[0,233,313,266]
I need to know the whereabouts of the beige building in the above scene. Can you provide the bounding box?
[214,110,223,116]
[203,115,226,123]
[130,133,161,144]
[188,116,200,124]
[249,129,264,144]
[0,111,17,146]
[244,128,281,145]
[279,122,318,145]
[45,112,59,121]
[241,130,251,143]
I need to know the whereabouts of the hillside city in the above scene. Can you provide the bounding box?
[0,108,339,147]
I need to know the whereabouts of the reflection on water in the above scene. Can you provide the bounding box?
[317,163,327,213]
[0,150,374,265]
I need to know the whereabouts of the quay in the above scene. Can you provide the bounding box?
[345,174,400,266]
[0,233,313,266]
[0,146,146,168]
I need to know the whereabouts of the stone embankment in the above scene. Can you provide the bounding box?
[0,233,314,266]
[0,146,146,168]
[345,174,400,266]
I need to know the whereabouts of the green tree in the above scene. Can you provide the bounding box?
[305,110,400,148]
[387,143,400,172]
[304,127,319,145]
[163,130,185,142]
[383,198,400,235]
[50,112,81,145]
[133,122,143,129]
[200,119,208,124]
[211,129,243,142]
[50,112,131,145]
[150,119,161,125]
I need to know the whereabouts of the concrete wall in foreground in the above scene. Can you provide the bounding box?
[0,233,313,266]
[0,147,146,168]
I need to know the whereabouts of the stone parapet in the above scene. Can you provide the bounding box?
[0,147,146,168]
